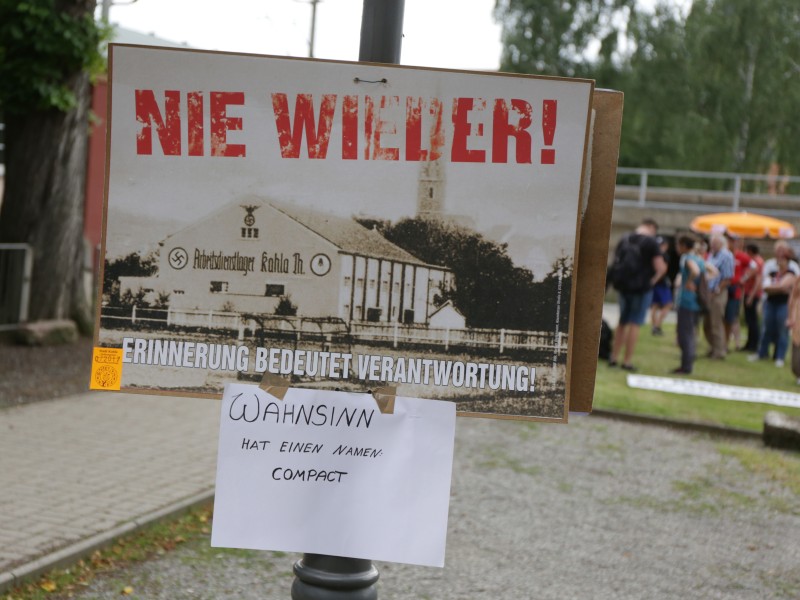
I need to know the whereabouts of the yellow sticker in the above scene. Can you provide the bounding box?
[90,347,123,390]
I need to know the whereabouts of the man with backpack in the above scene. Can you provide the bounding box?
[607,218,668,371]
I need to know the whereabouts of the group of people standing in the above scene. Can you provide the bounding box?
[607,218,800,383]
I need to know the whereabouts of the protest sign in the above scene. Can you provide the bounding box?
[95,44,595,421]
[211,384,456,567]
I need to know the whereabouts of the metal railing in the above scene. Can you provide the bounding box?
[616,167,800,217]
[0,243,32,329]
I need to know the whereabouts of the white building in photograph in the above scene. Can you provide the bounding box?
[120,199,454,325]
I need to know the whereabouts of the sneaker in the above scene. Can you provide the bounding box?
[671,368,690,375]
[621,364,637,372]
[608,360,618,367]
[776,359,785,367]
[747,354,760,362]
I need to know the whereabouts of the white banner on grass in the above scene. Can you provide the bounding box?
[627,374,800,409]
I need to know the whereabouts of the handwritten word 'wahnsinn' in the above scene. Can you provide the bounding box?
[134,90,558,165]
[228,392,376,429]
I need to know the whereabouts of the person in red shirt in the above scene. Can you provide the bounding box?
[741,243,764,352]
[725,235,756,351]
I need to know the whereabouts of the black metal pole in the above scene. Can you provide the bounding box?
[358,0,405,64]
[308,0,319,58]
[290,2,405,599]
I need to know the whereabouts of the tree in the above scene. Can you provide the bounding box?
[620,0,800,175]
[496,0,800,177]
[616,4,697,169]
[683,0,800,174]
[274,295,298,317]
[102,252,158,307]
[494,0,638,78]
[355,216,576,331]
[0,0,105,332]
[102,251,159,302]
[382,217,534,329]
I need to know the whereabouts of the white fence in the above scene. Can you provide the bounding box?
[99,305,565,355]
[616,167,800,217]
[351,321,564,353]
[165,307,241,330]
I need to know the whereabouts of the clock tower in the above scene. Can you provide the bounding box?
[416,158,445,219]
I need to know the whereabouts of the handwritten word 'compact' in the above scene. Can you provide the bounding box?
[271,468,348,483]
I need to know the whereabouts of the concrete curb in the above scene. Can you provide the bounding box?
[589,408,762,441]
[0,489,215,595]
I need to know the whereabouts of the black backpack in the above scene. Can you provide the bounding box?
[696,267,711,313]
[608,234,650,294]
[598,319,613,360]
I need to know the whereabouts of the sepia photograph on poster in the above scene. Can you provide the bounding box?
[95,44,594,421]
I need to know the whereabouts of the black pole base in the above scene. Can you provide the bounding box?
[291,554,379,599]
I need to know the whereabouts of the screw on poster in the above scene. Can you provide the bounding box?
[95,44,594,422]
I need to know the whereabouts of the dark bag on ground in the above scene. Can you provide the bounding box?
[607,235,650,293]
[599,319,613,360]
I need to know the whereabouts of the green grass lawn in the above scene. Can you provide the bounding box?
[593,320,800,432]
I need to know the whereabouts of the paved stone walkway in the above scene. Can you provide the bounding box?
[0,392,220,592]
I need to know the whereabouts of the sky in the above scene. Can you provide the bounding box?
[101,0,691,72]
[102,0,505,72]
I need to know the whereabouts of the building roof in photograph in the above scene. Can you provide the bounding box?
[428,299,463,319]
[269,201,439,268]
[159,197,448,271]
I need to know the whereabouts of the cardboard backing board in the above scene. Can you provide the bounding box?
[93,44,612,422]
[566,89,623,414]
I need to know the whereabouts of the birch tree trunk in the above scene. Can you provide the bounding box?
[732,40,759,172]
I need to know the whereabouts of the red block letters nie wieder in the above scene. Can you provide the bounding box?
[134,90,559,164]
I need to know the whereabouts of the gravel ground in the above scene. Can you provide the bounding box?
[63,415,800,600]
[0,336,93,408]
[2,335,798,598]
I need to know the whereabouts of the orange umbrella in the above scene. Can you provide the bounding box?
[690,212,796,239]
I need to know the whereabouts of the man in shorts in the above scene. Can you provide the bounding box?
[650,236,673,335]
[608,219,668,371]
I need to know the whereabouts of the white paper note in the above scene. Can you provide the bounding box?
[211,384,456,567]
